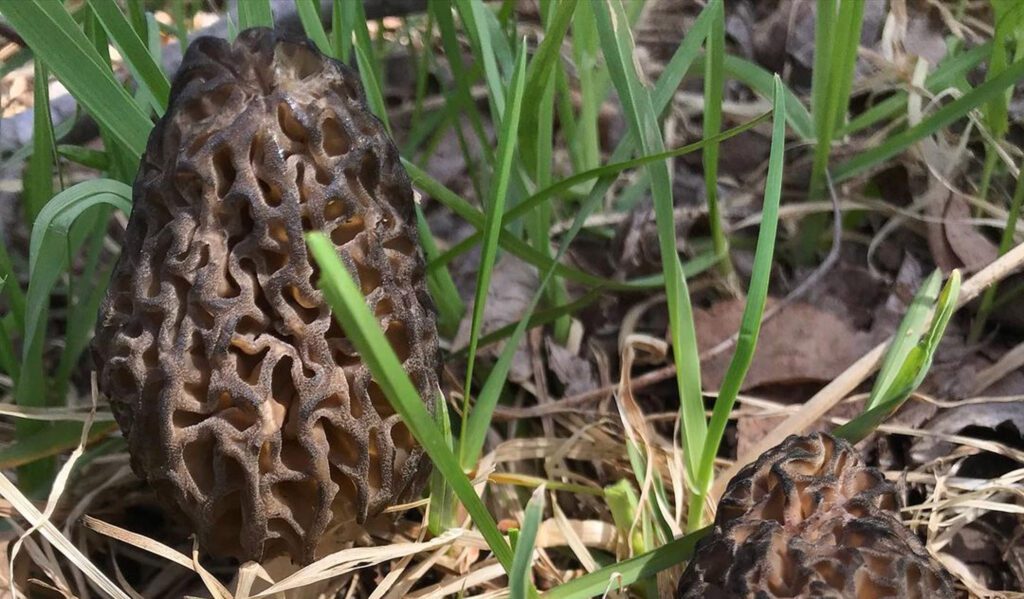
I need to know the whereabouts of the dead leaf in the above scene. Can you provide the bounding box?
[694,299,875,391]
[453,257,536,384]
[545,338,597,398]
[910,401,1024,465]
[928,193,999,273]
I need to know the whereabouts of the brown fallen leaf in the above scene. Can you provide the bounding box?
[453,256,536,384]
[910,401,1024,465]
[545,337,597,398]
[694,299,875,391]
[928,192,999,273]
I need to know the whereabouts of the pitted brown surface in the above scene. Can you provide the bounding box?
[92,28,440,564]
[678,433,954,598]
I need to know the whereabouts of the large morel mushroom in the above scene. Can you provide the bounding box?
[92,28,441,564]
[678,433,954,598]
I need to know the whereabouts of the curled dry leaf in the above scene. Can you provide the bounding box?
[92,28,441,564]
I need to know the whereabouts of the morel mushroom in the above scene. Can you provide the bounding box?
[678,433,954,598]
[92,28,441,564]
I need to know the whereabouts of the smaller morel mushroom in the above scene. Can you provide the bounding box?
[92,28,441,564]
[677,433,954,599]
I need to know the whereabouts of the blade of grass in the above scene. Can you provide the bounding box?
[296,0,331,55]
[972,162,1024,340]
[0,422,118,469]
[594,0,706,494]
[428,0,495,169]
[427,392,457,535]
[88,0,170,113]
[722,55,813,140]
[452,3,727,466]
[518,0,578,173]
[331,0,353,62]
[57,145,110,171]
[24,59,56,223]
[170,0,189,52]
[458,44,528,469]
[509,486,545,599]
[865,270,942,411]
[835,270,961,443]
[0,0,152,157]
[702,0,734,284]
[543,526,711,599]
[307,232,514,571]
[802,0,864,260]
[83,2,139,183]
[353,42,390,132]
[415,205,464,338]
[237,0,273,30]
[454,0,507,120]
[690,75,786,531]
[525,0,572,344]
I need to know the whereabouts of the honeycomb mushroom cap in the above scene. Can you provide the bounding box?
[92,27,441,564]
[677,433,955,598]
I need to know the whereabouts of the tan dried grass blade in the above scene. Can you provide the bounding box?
[0,473,128,599]
[253,528,464,596]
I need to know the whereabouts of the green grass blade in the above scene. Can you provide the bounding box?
[430,0,493,163]
[594,0,706,493]
[350,0,385,96]
[701,0,732,282]
[296,0,332,56]
[518,0,578,173]
[836,271,961,443]
[427,391,457,535]
[454,0,507,119]
[810,0,836,140]
[543,527,711,599]
[57,145,110,171]
[25,180,132,347]
[353,42,390,131]
[827,0,865,133]
[0,0,152,157]
[509,486,545,599]
[24,59,56,223]
[691,75,786,530]
[458,44,528,469]
[88,0,170,113]
[866,270,942,412]
[237,0,273,30]
[415,205,464,337]
[0,422,119,469]
[331,0,353,62]
[834,57,1024,182]
[306,232,514,571]
[722,55,813,140]
[16,179,131,492]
